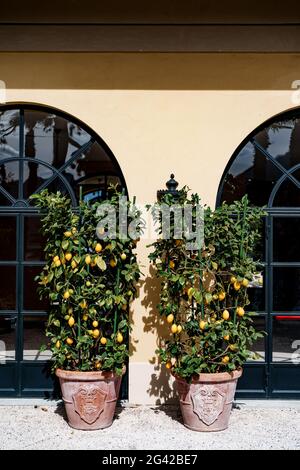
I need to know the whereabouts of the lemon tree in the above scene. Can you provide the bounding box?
[149,188,265,380]
[31,188,143,374]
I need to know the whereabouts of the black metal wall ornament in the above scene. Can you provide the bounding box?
[157,173,180,201]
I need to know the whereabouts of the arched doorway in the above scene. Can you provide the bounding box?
[0,103,127,397]
[218,108,300,398]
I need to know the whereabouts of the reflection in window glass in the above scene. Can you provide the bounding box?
[23,266,49,311]
[24,216,45,261]
[0,266,16,310]
[0,217,16,261]
[273,317,300,362]
[0,110,20,159]
[220,140,282,206]
[23,316,51,361]
[23,161,53,199]
[247,316,265,362]
[0,316,16,361]
[24,110,90,169]
[0,160,19,199]
[273,169,300,207]
[273,268,300,311]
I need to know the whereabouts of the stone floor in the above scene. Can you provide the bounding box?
[0,402,299,450]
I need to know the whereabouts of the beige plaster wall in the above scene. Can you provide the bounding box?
[0,52,298,402]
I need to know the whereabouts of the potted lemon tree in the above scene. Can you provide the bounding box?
[32,188,142,430]
[149,184,265,432]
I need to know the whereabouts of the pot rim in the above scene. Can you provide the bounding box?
[56,365,126,381]
[173,368,242,384]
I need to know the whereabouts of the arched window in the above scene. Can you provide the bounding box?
[0,103,127,398]
[0,103,126,207]
[217,108,300,208]
[217,108,300,399]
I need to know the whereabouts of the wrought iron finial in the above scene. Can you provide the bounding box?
[157,174,180,201]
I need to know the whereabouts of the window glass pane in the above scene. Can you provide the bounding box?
[64,142,116,183]
[0,160,19,198]
[23,315,51,361]
[273,317,300,362]
[264,118,300,170]
[0,216,16,260]
[247,316,265,362]
[24,216,45,261]
[272,170,300,207]
[0,315,16,361]
[273,217,300,262]
[273,268,300,311]
[220,140,282,206]
[0,109,20,158]
[23,266,49,311]
[23,161,53,199]
[247,284,265,312]
[0,266,16,310]
[24,110,91,169]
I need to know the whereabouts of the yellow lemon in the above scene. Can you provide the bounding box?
[171,324,178,334]
[222,355,230,364]
[233,281,241,291]
[95,243,102,253]
[53,255,60,262]
[64,315,70,320]
[242,278,249,287]
[166,361,172,369]
[65,253,72,261]
[120,253,127,261]
[199,320,207,330]
[82,314,88,321]
[66,338,73,345]
[229,344,237,351]
[80,300,87,309]
[100,337,107,345]
[169,260,175,269]
[63,291,70,300]
[93,329,100,338]
[222,310,230,321]
[218,291,226,301]
[230,276,237,284]
[71,227,77,234]
[117,332,123,343]
[223,335,230,341]
[64,231,72,238]
[213,294,219,300]
[92,320,99,328]
[109,258,117,268]
[55,260,61,267]
[236,307,245,317]
[177,325,183,333]
[71,260,77,269]
[167,314,174,324]
[68,317,75,327]
[95,362,101,370]
[55,340,61,349]
[86,281,91,287]
[85,255,91,265]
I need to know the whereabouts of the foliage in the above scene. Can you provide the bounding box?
[148,187,265,380]
[31,188,143,374]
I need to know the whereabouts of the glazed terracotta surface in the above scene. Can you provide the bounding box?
[56,367,126,430]
[174,369,243,432]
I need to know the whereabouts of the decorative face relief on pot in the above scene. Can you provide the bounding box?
[72,384,107,424]
[191,385,226,426]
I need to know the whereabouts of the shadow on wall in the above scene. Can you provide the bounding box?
[141,264,177,405]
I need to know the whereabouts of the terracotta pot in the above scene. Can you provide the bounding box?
[56,366,126,430]
[174,369,242,432]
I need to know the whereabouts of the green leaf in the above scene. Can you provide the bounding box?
[96,256,107,271]
[62,240,69,250]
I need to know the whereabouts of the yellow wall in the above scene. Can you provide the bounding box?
[0,52,298,402]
